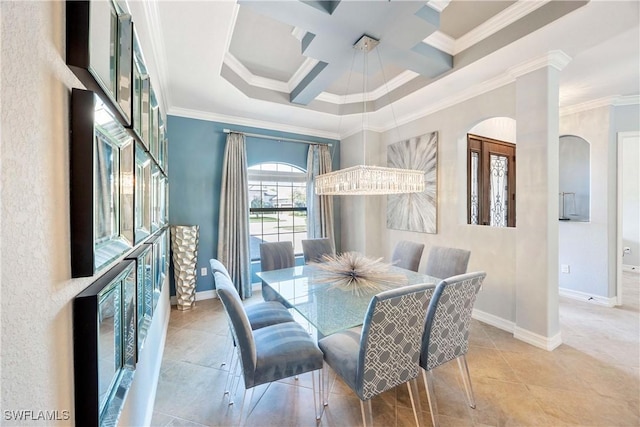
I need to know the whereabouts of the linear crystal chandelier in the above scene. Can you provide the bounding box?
[315,35,426,196]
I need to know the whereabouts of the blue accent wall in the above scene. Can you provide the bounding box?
[167,116,340,294]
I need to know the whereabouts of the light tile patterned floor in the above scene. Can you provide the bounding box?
[151,271,640,426]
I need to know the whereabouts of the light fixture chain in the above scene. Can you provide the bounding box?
[376,45,403,144]
[362,46,368,166]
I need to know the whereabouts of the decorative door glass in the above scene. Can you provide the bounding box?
[489,154,508,227]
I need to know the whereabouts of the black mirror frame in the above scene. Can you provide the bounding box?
[66,0,133,127]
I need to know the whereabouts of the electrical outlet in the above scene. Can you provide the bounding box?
[201,267,207,276]
[561,264,570,274]
[623,247,631,254]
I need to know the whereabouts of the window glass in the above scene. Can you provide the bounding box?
[248,163,307,260]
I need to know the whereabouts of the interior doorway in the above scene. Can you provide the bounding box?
[617,131,640,306]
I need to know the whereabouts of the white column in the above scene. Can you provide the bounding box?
[512,51,571,350]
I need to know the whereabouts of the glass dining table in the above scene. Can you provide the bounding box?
[256,265,439,337]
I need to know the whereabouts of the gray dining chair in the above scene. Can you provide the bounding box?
[301,238,335,263]
[424,246,471,279]
[391,240,425,272]
[259,241,295,303]
[215,272,324,425]
[318,283,435,427]
[419,272,486,427]
[210,258,295,402]
[210,258,294,329]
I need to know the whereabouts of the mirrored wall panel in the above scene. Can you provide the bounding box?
[70,88,134,277]
[125,244,153,356]
[67,0,133,127]
[73,260,137,427]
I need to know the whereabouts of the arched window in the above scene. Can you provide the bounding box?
[248,163,307,260]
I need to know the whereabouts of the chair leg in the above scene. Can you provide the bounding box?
[322,361,330,406]
[457,355,476,409]
[225,354,239,405]
[422,369,439,427]
[238,386,255,427]
[312,368,322,421]
[360,399,374,427]
[223,344,237,396]
[407,378,425,427]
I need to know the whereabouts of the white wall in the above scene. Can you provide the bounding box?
[341,84,520,326]
[559,106,614,297]
[339,130,386,257]
[0,2,168,424]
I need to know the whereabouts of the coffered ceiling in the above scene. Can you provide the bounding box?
[127,0,640,139]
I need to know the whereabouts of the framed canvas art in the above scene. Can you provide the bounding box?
[387,132,438,233]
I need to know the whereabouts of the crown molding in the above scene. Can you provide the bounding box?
[508,50,572,78]
[226,49,420,107]
[426,0,451,14]
[291,26,306,42]
[135,0,172,116]
[560,94,640,116]
[224,53,290,93]
[422,0,552,56]
[421,31,455,55]
[288,57,321,92]
[168,106,341,140]
[613,94,640,106]
[316,70,420,104]
[224,3,240,56]
[389,72,516,132]
[455,0,551,55]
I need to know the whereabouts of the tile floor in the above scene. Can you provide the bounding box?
[151,271,640,426]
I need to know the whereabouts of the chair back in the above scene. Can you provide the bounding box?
[420,272,486,371]
[214,272,257,387]
[301,238,334,263]
[259,241,295,271]
[356,283,434,401]
[391,240,425,272]
[424,246,471,279]
[210,258,231,279]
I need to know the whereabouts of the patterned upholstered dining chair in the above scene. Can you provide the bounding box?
[391,240,425,272]
[259,241,295,303]
[214,272,324,425]
[318,283,435,427]
[301,238,335,263]
[424,246,471,279]
[419,272,486,427]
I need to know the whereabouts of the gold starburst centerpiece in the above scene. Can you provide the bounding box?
[312,252,408,295]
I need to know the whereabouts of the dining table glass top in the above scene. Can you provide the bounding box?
[256,265,439,337]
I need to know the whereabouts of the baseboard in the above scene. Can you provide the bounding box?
[473,309,563,351]
[170,289,217,305]
[514,327,562,351]
[623,264,639,273]
[559,287,617,307]
[472,308,515,333]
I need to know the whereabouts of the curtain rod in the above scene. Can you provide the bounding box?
[223,128,332,147]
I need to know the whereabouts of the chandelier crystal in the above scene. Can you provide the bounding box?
[315,165,425,195]
[314,35,426,196]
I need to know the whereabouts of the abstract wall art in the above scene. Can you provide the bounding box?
[387,131,438,233]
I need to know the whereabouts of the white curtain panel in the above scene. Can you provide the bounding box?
[307,144,335,247]
[217,132,252,298]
